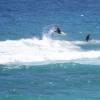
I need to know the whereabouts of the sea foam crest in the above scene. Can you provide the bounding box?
[0,36,100,65]
[0,27,100,65]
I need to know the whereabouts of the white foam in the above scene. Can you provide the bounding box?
[0,36,100,65]
[72,39,100,45]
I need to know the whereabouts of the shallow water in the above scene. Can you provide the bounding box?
[0,63,100,100]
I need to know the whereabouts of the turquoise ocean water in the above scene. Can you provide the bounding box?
[0,0,100,100]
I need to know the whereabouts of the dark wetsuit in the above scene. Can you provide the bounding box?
[54,27,62,34]
[86,34,91,42]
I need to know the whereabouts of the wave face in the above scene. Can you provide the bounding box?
[0,31,100,65]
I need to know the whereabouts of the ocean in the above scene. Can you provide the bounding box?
[0,0,100,100]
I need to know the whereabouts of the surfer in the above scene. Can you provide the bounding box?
[85,34,91,42]
[54,26,62,34]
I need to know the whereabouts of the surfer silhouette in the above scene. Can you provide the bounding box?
[54,26,62,34]
[85,34,91,42]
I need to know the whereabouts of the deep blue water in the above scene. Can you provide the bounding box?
[0,0,100,100]
[0,0,100,40]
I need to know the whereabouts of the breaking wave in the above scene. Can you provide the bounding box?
[0,27,100,65]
